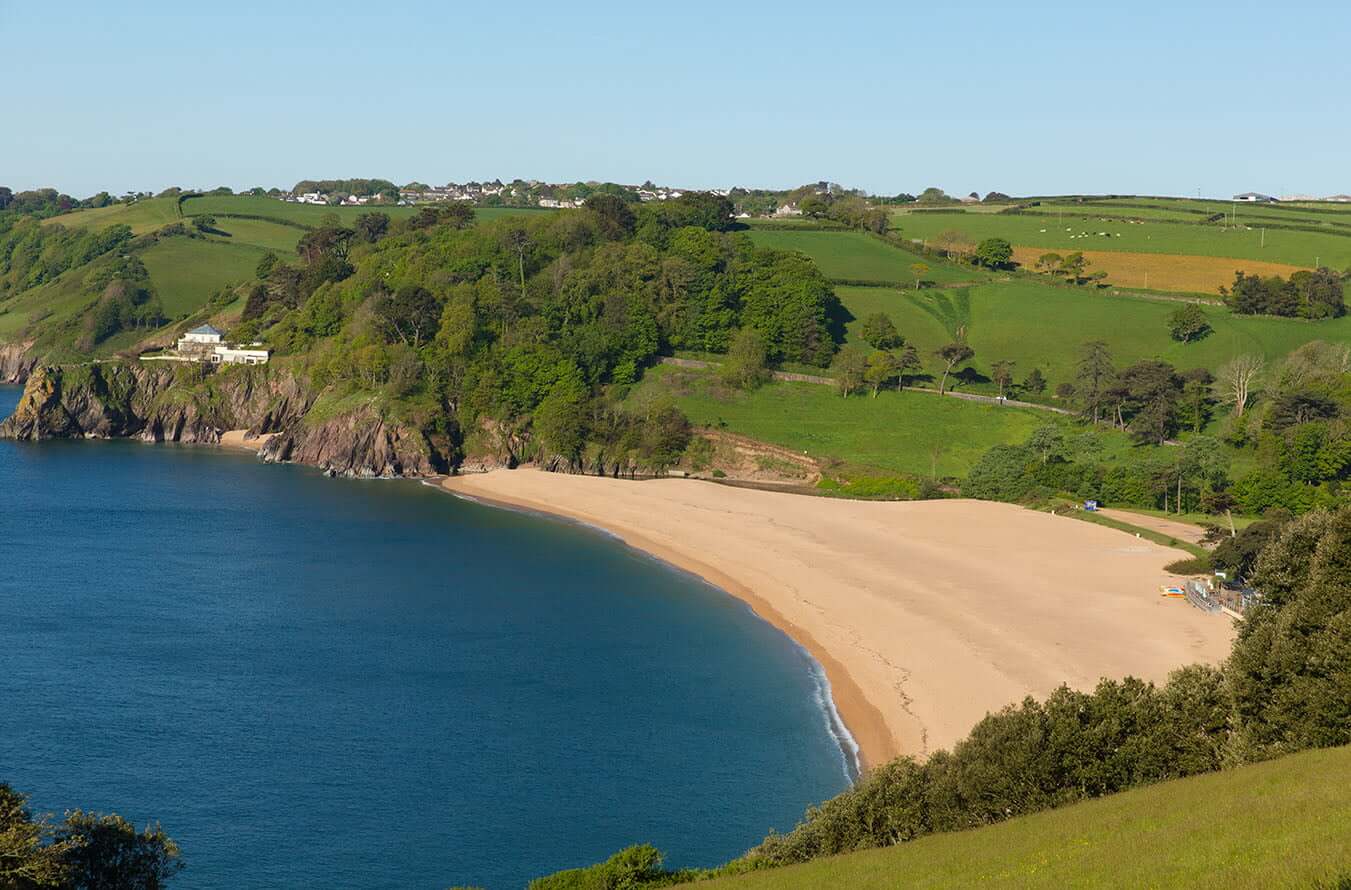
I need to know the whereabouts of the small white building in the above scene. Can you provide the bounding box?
[210,346,271,366]
[1233,192,1277,203]
[177,324,223,351]
[173,325,270,365]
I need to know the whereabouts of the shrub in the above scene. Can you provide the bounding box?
[1164,555,1212,575]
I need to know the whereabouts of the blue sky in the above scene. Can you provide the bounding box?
[3,0,1348,199]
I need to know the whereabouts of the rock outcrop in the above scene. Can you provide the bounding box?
[0,343,36,384]
[260,406,447,478]
[0,362,453,478]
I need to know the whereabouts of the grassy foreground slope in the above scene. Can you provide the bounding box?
[706,745,1351,890]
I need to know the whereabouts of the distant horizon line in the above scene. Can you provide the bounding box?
[7,179,1351,204]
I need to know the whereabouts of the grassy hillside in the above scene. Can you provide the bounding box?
[631,364,1046,477]
[705,745,1351,890]
[5,198,554,359]
[744,228,981,286]
[893,203,1351,270]
[38,195,185,234]
[137,238,266,316]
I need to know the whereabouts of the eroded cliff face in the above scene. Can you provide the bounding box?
[0,343,37,384]
[0,362,453,478]
[259,407,448,478]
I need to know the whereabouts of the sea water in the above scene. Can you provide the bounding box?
[0,387,848,889]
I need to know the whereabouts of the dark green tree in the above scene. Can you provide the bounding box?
[373,285,441,348]
[585,194,636,241]
[720,328,770,390]
[353,212,390,243]
[1076,340,1115,424]
[974,238,1014,269]
[858,312,902,349]
[1168,304,1212,342]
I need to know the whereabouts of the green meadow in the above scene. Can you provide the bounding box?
[138,238,267,316]
[632,363,1045,477]
[892,205,1351,268]
[834,280,1351,391]
[745,228,981,285]
[205,216,309,253]
[40,195,185,234]
[705,744,1351,890]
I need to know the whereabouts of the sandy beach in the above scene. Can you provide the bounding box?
[443,470,1235,770]
[220,429,275,451]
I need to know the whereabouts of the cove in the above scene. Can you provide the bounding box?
[0,386,848,889]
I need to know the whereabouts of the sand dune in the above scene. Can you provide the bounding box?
[442,471,1235,769]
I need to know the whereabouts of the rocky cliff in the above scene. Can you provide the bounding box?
[0,343,36,384]
[0,362,453,478]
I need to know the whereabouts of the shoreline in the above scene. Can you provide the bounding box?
[439,480,884,774]
[441,470,1236,774]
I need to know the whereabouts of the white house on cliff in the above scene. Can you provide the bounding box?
[174,325,270,366]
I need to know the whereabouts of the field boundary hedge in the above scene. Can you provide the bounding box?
[184,212,313,231]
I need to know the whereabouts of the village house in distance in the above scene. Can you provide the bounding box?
[172,324,270,365]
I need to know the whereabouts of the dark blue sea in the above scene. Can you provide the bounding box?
[0,386,849,889]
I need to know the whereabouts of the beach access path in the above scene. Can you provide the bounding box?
[442,470,1235,770]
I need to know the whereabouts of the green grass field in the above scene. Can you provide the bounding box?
[137,238,267,316]
[706,745,1351,890]
[631,364,1046,477]
[205,216,308,253]
[40,196,184,234]
[745,229,981,286]
[892,205,1351,269]
[833,279,1351,392]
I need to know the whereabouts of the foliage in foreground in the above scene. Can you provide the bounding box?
[0,786,181,889]
[529,505,1351,884]
[704,746,1351,889]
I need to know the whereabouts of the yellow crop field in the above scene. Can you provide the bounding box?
[1009,246,1309,295]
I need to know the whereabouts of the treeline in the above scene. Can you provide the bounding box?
[289,178,399,199]
[77,256,165,349]
[796,193,889,234]
[0,187,79,220]
[0,784,181,889]
[967,339,1350,516]
[228,192,843,471]
[0,220,134,298]
[1223,267,1346,318]
[525,506,1351,886]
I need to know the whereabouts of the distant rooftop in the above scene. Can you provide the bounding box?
[188,324,223,336]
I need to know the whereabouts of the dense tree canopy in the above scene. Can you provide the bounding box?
[1225,268,1346,319]
[234,201,843,472]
